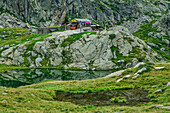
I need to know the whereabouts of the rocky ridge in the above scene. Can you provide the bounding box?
[0,26,162,70]
[0,13,31,28]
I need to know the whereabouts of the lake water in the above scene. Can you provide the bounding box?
[0,69,113,88]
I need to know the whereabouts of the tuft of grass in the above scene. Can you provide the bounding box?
[61,31,96,47]
[110,96,127,103]
[109,34,116,40]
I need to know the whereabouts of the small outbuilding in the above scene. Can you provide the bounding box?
[69,19,92,30]
[90,24,103,31]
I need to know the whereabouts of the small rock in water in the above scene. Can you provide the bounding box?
[28,101,30,103]
[167,82,170,86]
[154,67,165,70]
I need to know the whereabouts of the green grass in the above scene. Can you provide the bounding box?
[0,63,169,112]
[61,31,96,47]
[52,30,65,33]
[110,96,127,103]
[110,46,134,65]
[0,34,40,46]
[25,34,50,51]
[109,34,116,40]
[0,28,34,46]
[0,28,52,59]
[133,20,170,62]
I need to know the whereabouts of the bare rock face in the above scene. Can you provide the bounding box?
[0,26,162,70]
[0,13,31,28]
[152,14,170,36]
[0,0,169,27]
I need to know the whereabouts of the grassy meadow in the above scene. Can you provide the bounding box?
[0,63,169,113]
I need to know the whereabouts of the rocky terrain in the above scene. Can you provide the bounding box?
[0,0,169,70]
[0,0,169,27]
[0,26,163,70]
[0,1,169,112]
[0,13,31,28]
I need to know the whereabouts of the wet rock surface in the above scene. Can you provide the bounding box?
[54,88,150,106]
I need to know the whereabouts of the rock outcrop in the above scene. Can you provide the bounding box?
[152,13,170,36]
[0,13,31,28]
[0,26,162,70]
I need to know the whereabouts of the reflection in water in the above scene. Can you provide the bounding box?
[0,69,113,87]
[54,89,150,106]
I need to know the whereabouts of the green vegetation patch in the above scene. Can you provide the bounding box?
[61,31,96,47]
[61,50,71,64]
[26,34,50,51]
[110,46,133,64]
[133,20,170,61]
[110,96,127,103]
[109,34,116,40]
[0,28,33,46]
